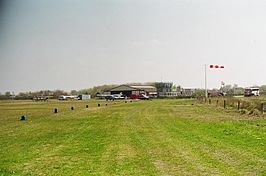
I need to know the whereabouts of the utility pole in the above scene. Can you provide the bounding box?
[205,64,208,98]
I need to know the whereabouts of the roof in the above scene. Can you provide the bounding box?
[131,85,157,92]
[109,85,139,92]
[245,87,260,90]
[109,85,156,92]
[131,85,156,89]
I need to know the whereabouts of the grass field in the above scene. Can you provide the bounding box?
[0,99,265,175]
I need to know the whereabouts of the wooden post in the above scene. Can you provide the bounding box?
[261,103,264,114]
[86,105,88,108]
[209,99,211,104]
[21,115,27,121]
[98,103,100,107]
[216,100,219,106]
[71,107,74,110]
[237,101,240,110]
[224,100,226,109]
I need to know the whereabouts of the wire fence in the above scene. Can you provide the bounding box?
[197,96,266,116]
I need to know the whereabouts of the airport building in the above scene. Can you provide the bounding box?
[108,85,157,97]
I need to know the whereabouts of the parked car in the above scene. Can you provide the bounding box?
[130,94,149,100]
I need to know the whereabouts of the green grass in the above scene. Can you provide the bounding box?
[0,99,265,175]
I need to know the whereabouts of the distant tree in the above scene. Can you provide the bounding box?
[176,85,181,92]
[5,91,11,97]
[260,85,266,95]
[172,84,181,92]
[71,90,78,95]
[53,90,68,98]
[220,84,233,95]
[193,89,205,97]
[234,87,244,95]
[0,92,9,100]
[16,92,31,99]
[78,88,91,95]
[42,90,53,96]
[219,84,245,96]
[172,84,177,91]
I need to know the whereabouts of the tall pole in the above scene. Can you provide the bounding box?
[205,64,208,98]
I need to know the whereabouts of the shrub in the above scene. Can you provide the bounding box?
[248,109,261,117]
[240,109,248,114]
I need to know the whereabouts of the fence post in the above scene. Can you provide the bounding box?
[224,100,226,109]
[216,100,219,106]
[261,103,264,114]
[21,115,27,121]
[237,101,240,110]
[209,99,211,104]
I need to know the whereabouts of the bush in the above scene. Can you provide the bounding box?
[240,109,249,114]
[248,109,261,117]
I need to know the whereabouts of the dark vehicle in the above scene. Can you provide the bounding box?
[208,91,225,97]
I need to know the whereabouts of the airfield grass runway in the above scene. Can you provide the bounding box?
[0,99,265,175]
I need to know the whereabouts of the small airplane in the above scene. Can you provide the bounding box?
[58,95,78,100]
[103,93,125,100]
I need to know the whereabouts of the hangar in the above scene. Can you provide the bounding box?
[108,85,157,97]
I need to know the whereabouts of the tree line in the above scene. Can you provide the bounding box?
[1,84,266,100]
[0,82,155,100]
[0,90,68,100]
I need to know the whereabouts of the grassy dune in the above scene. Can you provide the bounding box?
[0,99,265,175]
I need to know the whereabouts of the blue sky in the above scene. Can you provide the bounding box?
[1,0,266,93]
